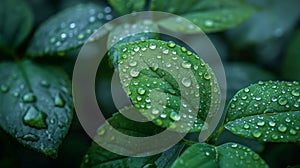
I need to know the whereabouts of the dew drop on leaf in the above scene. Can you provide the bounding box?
[181,77,192,87]
[277,124,287,132]
[130,68,140,77]
[22,134,39,142]
[22,93,36,103]
[23,106,47,129]
[54,93,65,107]
[1,84,9,93]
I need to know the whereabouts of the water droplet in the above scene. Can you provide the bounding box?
[89,16,96,23]
[181,61,191,69]
[231,143,238,148]
[255,96,262,101]
[204,20,214,27]
[160,113,167,118]
[205,152,210,156]
[167,41,176,48]
[252,154,260,160]
[277,124,287,132]
[278,97,288,106]
[271,134,278,140]
[243,124,250,129]
[55,93,65,107]
[137,87,146,95]
[69,22,76,29]
[23,106,47,129]
[152,108,159,115]
[289,129,297,135]
[252,130,262,138]
[149,43,156,49]
[22,134,39,142]
[285,117,291,123]
[1,84,9,93]
[257,120,265,126]
[170,111,181,121]
[130,68,140,77]
[181,47,187,52]
[268,121,276,127]
[50,37,56,43]
[129,60,137,67]
[23,93,36,103]
[98,128,105,136]
[40,80,49,87]
[133,46,140,52]
[186,51,192,56]
[292,90,299,97]
[203,73,211,80]
[244,88,250,93]
[162,49,169,54]
[78,33,85,40]
[181,77,191,87]
[60,33,67,39]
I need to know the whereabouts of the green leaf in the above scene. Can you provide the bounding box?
[27,3,115,57]
[0,60,73,157]
[107,21,160,68]
[108,0,146,15]
[0,0,33,50]
[156,1,256,33]
[171,142,269,168]
[117,39,220,132]
[225,81,300,142]
[150,0,199,14]
[81,112,184,168]
[281,29,300,81]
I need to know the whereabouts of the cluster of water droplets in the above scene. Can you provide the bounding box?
[117,39,219,132]
[28,4,114,56]
[226,81,300,142]
[0,70,70,143]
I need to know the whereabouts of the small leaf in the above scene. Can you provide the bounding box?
[0,60,73,157]
[107,20,160,68]
[27,4,115,57]
[281,28,300,81]
[158,4,255,33]
[117,39,220,132]
[171,142,269,168]
[81,112,184,168]
[108,0,146,15]
[225,81,300,142]
[0,0,33,49]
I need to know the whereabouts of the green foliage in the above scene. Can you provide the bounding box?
[0,0,33,50]
[171,142,269,168]
[108,0,146,15]
[0,60,73,157]
[27,3,115,57]
[117,39,220,132]
[156,0,256,33]
[0,0,299,167]
[225,81,300,142]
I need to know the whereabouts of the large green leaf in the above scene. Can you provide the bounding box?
[0,60,73,157]
[156,0,255,33]
[27,3,115,57]
[108,0,146,15]
[281,29,300,81]
[81,112,184,168]
[107,21,160,68]
[225,81,300,142]
[0,0,33,50]
[117,39,220,132]
[171,142,269,168]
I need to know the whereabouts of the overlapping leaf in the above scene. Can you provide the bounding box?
[225,81,300,142]
[0,60,73,157]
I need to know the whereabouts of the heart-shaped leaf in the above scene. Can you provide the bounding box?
[0,0,33,50]
[117,39,220,132]
[108,0,146,15]
[107,20,160,68]
[81,112,184,168]
[27,3,115,57]
[225,81,300,142]
[156,0,255,33]
[0,60,73,157]
[171,142,269,168]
